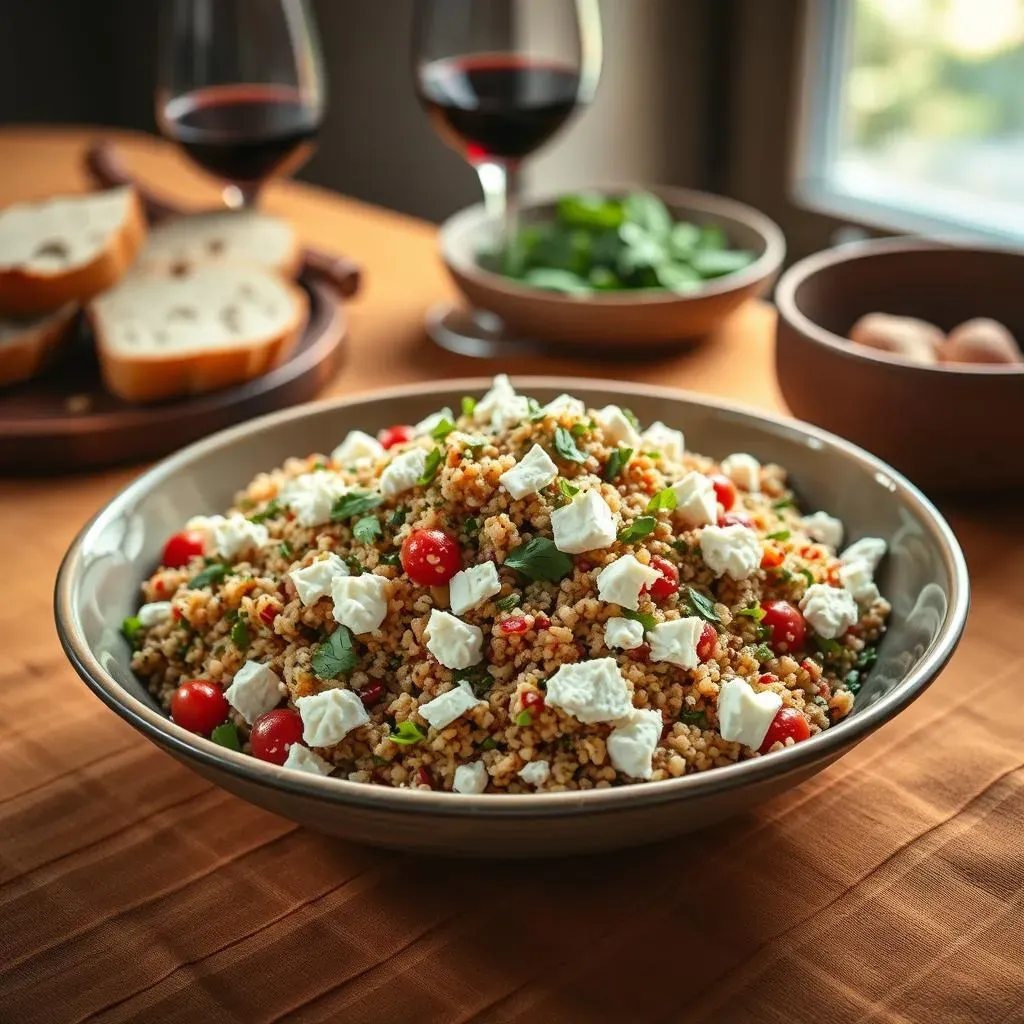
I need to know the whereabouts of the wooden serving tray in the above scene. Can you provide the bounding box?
[0,141,356,475]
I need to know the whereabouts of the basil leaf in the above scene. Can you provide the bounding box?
[430,418,457,442]
[686,586,721,623]
[279,541,294,559]
[330,491,383,521]
[604,446,634,481]
[752,643,774,662]
[190,563,230,589]
[646,487,677,512]
[623,192,673,239]
[617,516,657,543]
[504,537,573,582]
[311,625,357,679]
[554,426,587,464]
[389,720,426,745]
[678,709,708,729]
[766,530,791,541]
[353,516,382,543]
[737,604,766,623]
[622,609,657,631]
[461,396,477,417]
[557,478,580,499]
[230,617,250,651]
[496,593,520,611]
[417,447,443,486]
[515,709,533,727]
[210,721,241,751]
[247,499,282,524]
[122,616,143,646]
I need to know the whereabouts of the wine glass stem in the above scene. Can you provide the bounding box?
[475,160,520,267]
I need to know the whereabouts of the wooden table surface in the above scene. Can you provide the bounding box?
[1,129,1021,1024]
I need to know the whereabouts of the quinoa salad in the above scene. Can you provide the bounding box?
[125,377,890,794]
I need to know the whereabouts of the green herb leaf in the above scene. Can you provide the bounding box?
[643,450,662,459]
[380,551,402,567]
[454,665,494,699]
[752,643,774,661]
[279,541,294,559]
[430,417,457,442]
[311,625,358,679]
[570,422,589,438]
[678,709,708,729]
[461,396,477,417]
[389,505,408,529]
[122,616,143,645]
[345,555,365,575]
[691,248,755,279]
[210,721,241,751]
[389,720,426,745]
[496,593,520,611]
[686,586,721,623]
[772,498,795,510]
[737,604,766,624]
[554,426,587,464]
[523,267,592,295]
[504,537,573,583]
[557,478,580,499]
[844,670,863,696]
[417,447,443,486]
[856,647,878,671]
[798,567,816,587]
[515,709,533,727]
[766,530,791,541]
[479,736,498,751]
[671,539,690,555]
[812,634,842,656]
[190,563,230,589]
[622,608,657,631]
[464,517,480,535]
[646,487,677,513]
[330,491,384,521]
[604,446,634,481]
[230,617,250,651]
[623,191,673,239]
[247,498,282,524]
[617,516,657,543]
[353,516,382,544]
[621,408,640,429]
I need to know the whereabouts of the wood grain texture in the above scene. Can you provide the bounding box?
[1,129,1020,1024]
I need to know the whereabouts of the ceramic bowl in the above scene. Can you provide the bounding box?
[55,378,968,857]
[775,239,1024,494]
[439,186,785,347]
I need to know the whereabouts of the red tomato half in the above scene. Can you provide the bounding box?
[170,680,229,735]
[250,709,304,765]
[400,528,462,586]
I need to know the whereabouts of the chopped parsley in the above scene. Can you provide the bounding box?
[247,499,282,524]
[603,446,634,481]
[646,487,677,512]
[570,422,589,438]
[622,608,657,631]
[671,538,690,555]
[353,516,382,543]
[121,616,143,646]
[230,616,250,651]
[279,541,294,559]
[515,709,533,727]
[856,647,878,671]
[772,498,795,510]
[752,642,774,661]
[190,563,230,589]
[417,447,443,486]
[454,665,494,698]
[430,417,457,442]
[390,505,408,528]
[389,720,426,745]
[496,593,520,611]
[210,721,241,751]
[678,709,708,729]
[813,634,843,656]
[618,516,657,543]
[737,604,766,624]
[345,554,365,575]
[311,625,357,679]
[504,537,573,582]
[766,529,791,541]
[686,586,721,623]
[330,491,383,521]
[844,670,863,695]
[461,396,477,417]
[798,567,816,587]
[380,551,402,567]
[479,736,498,751]
[554,426,587,464]
[642,450,662,459]
[464,517,480,534]
[557,478,580,499]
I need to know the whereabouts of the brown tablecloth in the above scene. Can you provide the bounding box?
[1,129,1021,1024]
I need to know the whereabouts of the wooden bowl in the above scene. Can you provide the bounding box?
[775,239,1024,494]
[439,186,785,348]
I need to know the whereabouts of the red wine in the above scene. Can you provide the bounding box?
[417,55,582,162]
[161,84,321,184]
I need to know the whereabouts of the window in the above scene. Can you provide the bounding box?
[796,0,1024,242]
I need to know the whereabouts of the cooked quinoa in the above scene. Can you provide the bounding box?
[126,376,890,793]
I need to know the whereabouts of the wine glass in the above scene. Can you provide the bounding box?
[413,0,602,348]
[156,0,326,211]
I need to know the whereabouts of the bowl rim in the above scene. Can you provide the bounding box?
[775,236,1024,377]
[55,376,970,821]
[439,183,787,308]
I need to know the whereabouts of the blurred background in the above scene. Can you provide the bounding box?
[2,0,1021,261]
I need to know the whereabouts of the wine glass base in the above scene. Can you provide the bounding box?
[425,303,547,358]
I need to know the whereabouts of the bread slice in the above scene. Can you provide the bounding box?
[138,210,301,279]
[89,263,309,403]
[0,304,79,388]
[0,187,145,316]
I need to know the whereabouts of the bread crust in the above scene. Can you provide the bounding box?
[0,189,147,316]
[0,305,79,388]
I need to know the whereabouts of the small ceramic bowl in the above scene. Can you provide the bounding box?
[439,186,785,348]
[775,239,1024,494]
[55,378,969,857]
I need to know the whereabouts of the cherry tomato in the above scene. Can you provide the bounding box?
[378,424,414,450]
[259,604,279,626]
[710,474,737,512]
[759,706,811,754]
[170,680,229,735]
[249,708,303,765]
[162,529,206,568]
[626,643,651,663]
[718,512,754,528]
[400,528,462,586]
[521,690,545,714]
[500,616,531,635]
[761,543,785,569]
[761,600,806,653]
[359,681,386,706]
[416,766,433,789]
[533,615,551,630]
[645,555,680,602]
[696,622,718,661]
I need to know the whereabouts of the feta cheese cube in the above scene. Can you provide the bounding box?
[717,678,782,749]
[449,561,502,616]
[594,404,642,448]
[839,560,880,607]
[417,680,487,730]
[380,448,428,498]
[699,523,762,580]
[803,511,844,548]
[424,609,484,669]
[596,554,661,611]
[452,760,488,794]
[224,660,282,724]
[670,472,717,527]
[188,513,269,561]
[604,616,645,650]
[279,471,349,528]
[413,407,454,436]
[517,759,551,786]
[473,374,518,425]
[648,616,703,668]
[550,489,617,554]
[540,393,586,418]
[841,536,887,572]
[490,394,531,433]
[499,443,558,500]
[289,552,349,606]
[545,657,633,724]
[331,430,385,466]
[607,708,663,780]
[721,452,761,492]
[800,583,858,638]
[640,421,685,463]
[137,601,173,627]
[296,688,370,747]
[282,744,334,776]
[331,573,390,634]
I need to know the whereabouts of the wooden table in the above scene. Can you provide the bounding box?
[1,129,1021,1024]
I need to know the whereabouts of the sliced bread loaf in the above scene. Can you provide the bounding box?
[0,305,79,388]
[89,263,308,403]
[138,210,301,279]
[0,186,145,316]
